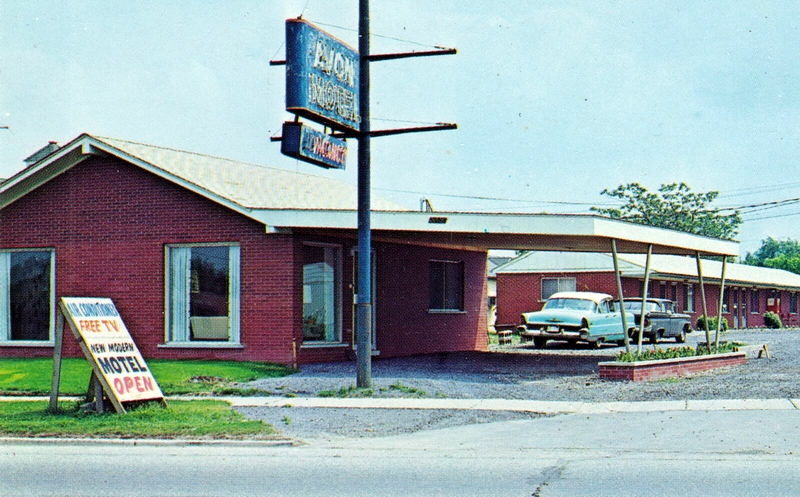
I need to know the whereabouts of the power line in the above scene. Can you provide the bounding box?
[373,186,619,206]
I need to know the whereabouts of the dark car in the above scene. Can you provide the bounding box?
[614,298,692,344]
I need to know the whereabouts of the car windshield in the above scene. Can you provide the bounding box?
[620,301,660,312]
[543,298,596,311]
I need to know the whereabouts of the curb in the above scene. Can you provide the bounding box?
[0,436,297,448]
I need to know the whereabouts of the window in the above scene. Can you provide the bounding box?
[751,289,759,314]
[684,284,694,312]
[722,288,730,313]
[429,260,464,311]
[541,277,576,300]
[166,244,240,343]
[659,283,667,299]
[303,244,341,342]
[0,250,54,342]
[791,294,798,314]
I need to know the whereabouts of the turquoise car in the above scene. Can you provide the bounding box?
[517,291,634,348]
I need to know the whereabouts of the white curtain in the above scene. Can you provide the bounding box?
[0,253,9,340]
[168,247,191,342]
[228,245,240,343]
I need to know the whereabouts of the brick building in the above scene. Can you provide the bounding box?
[0,134,738,365]
[495,251,800,330]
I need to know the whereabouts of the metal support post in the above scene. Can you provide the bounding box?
[610,239,631,353]
[355,0,373,388]
[696,252,712,352]
[637,244,653,353]
[715,257,728,348]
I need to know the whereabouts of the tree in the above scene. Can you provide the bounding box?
[743,237,800,274]
[591,182,742,240]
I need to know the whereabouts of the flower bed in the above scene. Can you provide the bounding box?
[598,351,747,381]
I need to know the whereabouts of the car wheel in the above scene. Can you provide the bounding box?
[675,328,687,343]
[533,337,548,349]
[649,333,658,345]
[589,340,602,349]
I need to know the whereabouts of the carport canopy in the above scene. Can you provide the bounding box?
[260,209,738,354]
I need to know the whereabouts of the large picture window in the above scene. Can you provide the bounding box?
[429,260,464,311]
[303,244,341,342]
[166,244,240,343]
[541,277,576,300]
[0,250,54,342]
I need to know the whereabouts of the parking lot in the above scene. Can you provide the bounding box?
[247,328,799,402]
[240,328,798,439]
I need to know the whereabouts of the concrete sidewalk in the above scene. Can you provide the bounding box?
[184,395,800,414]
[7,395,800,414]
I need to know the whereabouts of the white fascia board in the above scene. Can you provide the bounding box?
[594,217,738,257]
[255,209,738,256]
[256,210,597,234]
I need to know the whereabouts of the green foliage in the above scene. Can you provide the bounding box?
[616,343,738,362]
[763,311,783,329]
[318,385,375,398]
[379,382,427,397]
[0,400,275,438]
[696,315,728,331]
[591,182,741,239]
[743,238,800,275]
[0,358,294,396]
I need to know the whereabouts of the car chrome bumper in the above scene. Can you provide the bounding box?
[517,326,587,341]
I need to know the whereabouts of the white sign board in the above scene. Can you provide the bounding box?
[60,297,164,405]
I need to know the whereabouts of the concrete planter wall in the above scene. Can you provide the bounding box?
[598,352,747,381]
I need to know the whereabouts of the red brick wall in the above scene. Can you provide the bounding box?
[495,272,616,327]
[297,241,488,363]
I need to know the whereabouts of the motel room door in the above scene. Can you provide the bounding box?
[351,250,378,353]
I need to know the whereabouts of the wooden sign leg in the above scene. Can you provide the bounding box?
[48,311,65,412]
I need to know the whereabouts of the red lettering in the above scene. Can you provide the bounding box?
[142,376,154,391]
[124,377,134,392]
[113,378,125,394]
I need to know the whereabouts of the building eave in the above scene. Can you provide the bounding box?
[255,209,739,257]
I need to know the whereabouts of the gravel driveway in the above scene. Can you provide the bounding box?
[239,328,800,439]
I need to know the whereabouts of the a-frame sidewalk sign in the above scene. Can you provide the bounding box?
[49,297,166,414]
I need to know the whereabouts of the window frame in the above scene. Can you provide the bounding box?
[162,243,241,348]
[791,293,798,315]
[540,277,577,301]
[428,259,465,313]
[301,242,343,345]
[684,283,695,313]
[0,248,56,346]
[751,289,760,314]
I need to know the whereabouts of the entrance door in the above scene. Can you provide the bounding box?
[351,250,378,353]
[739,290,747,328]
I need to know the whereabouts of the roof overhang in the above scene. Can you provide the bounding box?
[1,134,739,258]
[255,209,739,257]
[0,134,264,224]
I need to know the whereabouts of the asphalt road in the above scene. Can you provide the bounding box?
[3,409,800,497]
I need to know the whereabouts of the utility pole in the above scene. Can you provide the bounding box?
[355,0,372,388]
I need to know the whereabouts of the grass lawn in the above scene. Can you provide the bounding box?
[0,358,295,396]
[0,400,278,439]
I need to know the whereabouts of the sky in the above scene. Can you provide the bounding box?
[1,1,799,256]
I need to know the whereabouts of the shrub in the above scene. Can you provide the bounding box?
[616,343,738,362]
[696,315,728,331]
[763,311,783,329]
